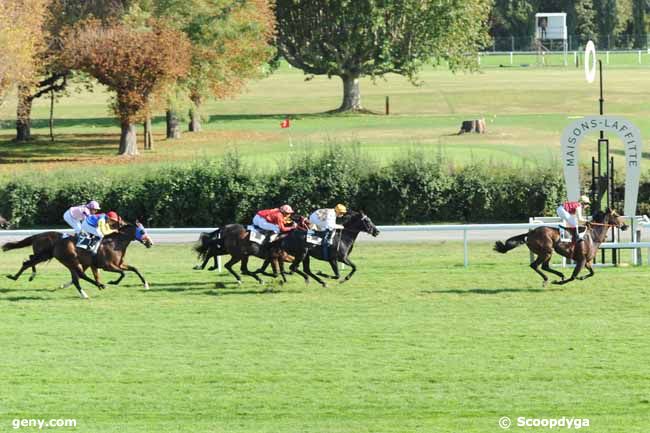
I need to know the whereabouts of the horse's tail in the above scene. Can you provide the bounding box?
[494,233,528,254]
[2,235,36,252]
[194,228,221,261]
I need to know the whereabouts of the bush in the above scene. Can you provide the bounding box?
[0,149,647,228]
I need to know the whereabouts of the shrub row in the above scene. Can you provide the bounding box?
[1,149,647,228]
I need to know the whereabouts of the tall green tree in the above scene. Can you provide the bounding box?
[570,0,599,46]
[632,0,646,47]
[594,0,619,47]
[275,0,492,112]
[491,0,538,40]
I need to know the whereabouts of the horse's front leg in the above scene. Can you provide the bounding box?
[120,263,149,290]
[339,256,357,283]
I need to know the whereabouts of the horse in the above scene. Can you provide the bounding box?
[3,232,64,281]
[261,211,380,287]
[494,208,628,286]
[52,222,153,299]
[212,218,309,285]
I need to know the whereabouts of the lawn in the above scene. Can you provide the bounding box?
[2,62,650,181]
[1,241,649,432]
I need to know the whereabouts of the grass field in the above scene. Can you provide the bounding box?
[1,241,649,432]
[2,62,650,181]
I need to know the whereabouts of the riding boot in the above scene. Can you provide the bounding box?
[322,230,330,260]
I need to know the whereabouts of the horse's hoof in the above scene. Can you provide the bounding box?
[237,280,242,285]
[108,281,118,285]
[6,275,17,281]
[98,284,106,290]
[259,280,265,285]
[28,273,36,282]
[321,282,328,288]
[193,265,202,270]
[542,280,548,288]
[208,266,217,271]
[144,282,150,290]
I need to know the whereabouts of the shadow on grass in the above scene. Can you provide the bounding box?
[0,133,118,162]
[423,287,565,295]
[2,295,48,301]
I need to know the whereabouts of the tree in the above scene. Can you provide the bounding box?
[570,0,599,46]
[275,0,492,112]
[147,0,275,134]
[632,0,646,47]
[61,19,191,155]
[491,0,538,40]
[594,0,619,47]
[0,0,48,106]
[14,0,130,141]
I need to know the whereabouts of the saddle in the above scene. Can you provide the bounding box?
[247,225,280,245]
[76,232,101,254]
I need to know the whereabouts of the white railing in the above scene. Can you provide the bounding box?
[1,216,648,268]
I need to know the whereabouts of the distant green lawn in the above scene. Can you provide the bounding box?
[0,241,649,432]
[2,61,650,181]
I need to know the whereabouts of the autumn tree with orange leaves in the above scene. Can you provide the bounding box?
[0,0,48,106]
[61,19,190,155]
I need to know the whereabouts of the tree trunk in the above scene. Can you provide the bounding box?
[16,85,33,141]
[166,110,181,139]
[189,107,201,132]
[119,121,138,156]
[337,75,362,112]
[189,96,202,132]
[144,117,154,150]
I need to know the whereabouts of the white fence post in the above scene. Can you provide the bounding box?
[463,229,469,268]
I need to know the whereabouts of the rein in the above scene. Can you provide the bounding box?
[588,221,617,227]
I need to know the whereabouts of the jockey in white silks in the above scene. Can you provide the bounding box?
[556,195,590,242]
[309,204,347,248]
[63,200,101,233]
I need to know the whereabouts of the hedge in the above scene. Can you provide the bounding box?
[1,149,647,228]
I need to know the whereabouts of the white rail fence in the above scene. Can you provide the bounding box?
[1,216,648,268]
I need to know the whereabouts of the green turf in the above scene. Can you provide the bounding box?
[2,63,650,181]
[1,241,649,432]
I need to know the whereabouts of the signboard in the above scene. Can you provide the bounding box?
[560,116,642,216]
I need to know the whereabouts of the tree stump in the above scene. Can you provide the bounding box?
[458,118,486,134]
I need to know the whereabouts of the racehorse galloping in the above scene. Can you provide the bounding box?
[494,208,628,286]
[53,222,153,299]
[3,232,63,281]
[213,222,303,284]
[263,211,380,286]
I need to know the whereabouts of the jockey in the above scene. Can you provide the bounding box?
[78,211,120,253]
[63,200,101,233]
[309,204,347,232]
[556,195,590,242]
[252,205,296,234]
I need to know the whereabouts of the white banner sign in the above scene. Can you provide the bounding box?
[560,115,642,216]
